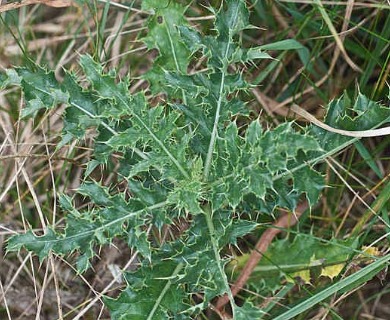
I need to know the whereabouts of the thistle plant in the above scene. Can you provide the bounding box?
[2,0,390,319]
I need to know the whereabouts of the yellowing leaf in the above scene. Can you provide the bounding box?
[321,263,345,280]
[290,270,311,284]
[360,246,380,257]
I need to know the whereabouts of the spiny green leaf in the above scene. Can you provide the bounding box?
[167,157,203,214]
[0,69,21,87]
[311,92,390,152]
[235,302,265,319]
[61,72,102,140]
[210,121,323,210]
[105,260,188,320]
[293,166,324,207]
[142,1,190,94]
[7,181,165,272]
[106,210,254,319]
[225,220,258,246]
[80,54,130,100]
[4,66,69,118]
[215,0,250,40]
[78,55,191,180]
[7,229,58,262]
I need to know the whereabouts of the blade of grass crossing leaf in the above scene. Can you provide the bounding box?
[258,39,304,51]
[381,209,390,242]
[146,263,184,320]
[167,53,189,107]
[162,10,188,105]
[203,70,226,179]
[291,104,390,137]
[354,140,383,179]
[253,29,313,85]
[203,204,237,317]
[273,254,390,320]
[253,40,309,84]
[203,1,242,180]
[259,283,294,318]
[254,52,286,85]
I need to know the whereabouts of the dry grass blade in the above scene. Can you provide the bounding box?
[291,104,390,137]
[279,0,390,9]
[71,251,140,320]
[0,0,72,13]
[313,0,363,72]
[0,280,11,319]
[325,159,390,231]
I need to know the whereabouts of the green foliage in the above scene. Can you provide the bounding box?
[273,253,390,320]
[228,234,359,295]
[142,0,189,94]
[2,0,390,318]
[312,92,390,152]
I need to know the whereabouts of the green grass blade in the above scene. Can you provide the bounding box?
[273,254,390,320]
[354,140,383,179]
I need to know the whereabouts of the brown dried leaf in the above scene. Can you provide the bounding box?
[0,0,73,13]
[43,0,73,8]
